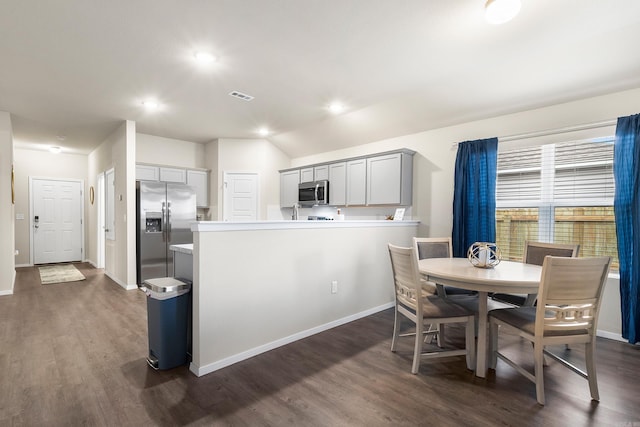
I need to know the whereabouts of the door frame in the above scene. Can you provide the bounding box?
[96,172,105,269]
[29,176,85,266]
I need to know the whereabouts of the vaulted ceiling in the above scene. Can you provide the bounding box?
[2,1,640,158]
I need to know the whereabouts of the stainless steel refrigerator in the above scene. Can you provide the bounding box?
[136,181,196,284]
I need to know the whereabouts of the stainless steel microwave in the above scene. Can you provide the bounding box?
[298,180,329,206]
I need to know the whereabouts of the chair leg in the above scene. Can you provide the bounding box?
[585,341,600,401]
[489,321,498,370]
[465,316,476,370]
[439,323,446,348]
[424,323,438,345]
[411,320,424,374]
[533,343,545,405]
[391,307,401,352]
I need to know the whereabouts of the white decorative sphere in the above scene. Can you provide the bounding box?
[467,242,502,268]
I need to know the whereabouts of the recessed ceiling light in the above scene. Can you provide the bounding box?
[194,51,217,63]
[258,128,270,137]
[142,100,160,110]
[49,146,62,154]
[328,102,345,114]
[485,0,521,25]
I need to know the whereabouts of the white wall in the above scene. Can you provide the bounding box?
[136,133,206,169]
[87,121,137,289]
[13,149,88,266]
[0,111,15,295]
[191,222,418,376]
[214,138,290,220]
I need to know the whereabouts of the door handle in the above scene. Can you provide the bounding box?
[162,202,167,243]
[34,215,39,229]
[167,202,172,241]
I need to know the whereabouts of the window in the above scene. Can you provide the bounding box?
[496,138,618,270]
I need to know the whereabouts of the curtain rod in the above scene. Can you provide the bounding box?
[451,119,617,148]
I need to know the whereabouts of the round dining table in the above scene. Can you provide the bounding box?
[418,258,542,377]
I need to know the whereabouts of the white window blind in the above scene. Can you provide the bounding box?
[496,137,618,269]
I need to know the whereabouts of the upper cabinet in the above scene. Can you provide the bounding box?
[137,163,210,207]
[346,159,367,206]
[280,169,300,207]
[314,165,329,181]
[186,170,209,207]
[279,149,414,208]
[159,167,186,183]
[300,167,314,183]
[328,162,346,206]
[136,164,160,181]
[366,152,413,206]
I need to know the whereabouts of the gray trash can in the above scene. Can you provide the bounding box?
[142,277,191,370]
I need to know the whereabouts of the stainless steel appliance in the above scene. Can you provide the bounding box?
[136,181,196,284]
[298,180,329,206]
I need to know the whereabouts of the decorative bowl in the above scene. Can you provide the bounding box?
[467,242,502,268]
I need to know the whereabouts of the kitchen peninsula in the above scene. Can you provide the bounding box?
[188,220,418,377]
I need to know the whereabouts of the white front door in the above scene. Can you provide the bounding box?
[223,172,259,221]
[32,178,83,264]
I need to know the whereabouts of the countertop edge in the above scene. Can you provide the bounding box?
[169,244,194,254]
[192,220,420,232]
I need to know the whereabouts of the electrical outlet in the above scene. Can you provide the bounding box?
[331,280,338,294]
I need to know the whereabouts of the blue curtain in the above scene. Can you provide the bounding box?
[452,137,498,257]
[614,113,640,344]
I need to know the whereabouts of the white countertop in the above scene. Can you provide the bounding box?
[169,244,193,254]
[192,220,419,232]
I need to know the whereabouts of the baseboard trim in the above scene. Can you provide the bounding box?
[596,330,626,342]
[15,263,32,268]
[190,301,395,377]
[104,272,138,291]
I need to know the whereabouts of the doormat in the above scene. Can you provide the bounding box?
[39,264,86,285]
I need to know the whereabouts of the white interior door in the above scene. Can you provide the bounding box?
[31,178,83,264]
[223,172,259,221]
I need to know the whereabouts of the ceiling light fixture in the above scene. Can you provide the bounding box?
[49,146,62,154]
[328,102,345,114]
[193,51,217,63]
[142,100,160,110]
[485,0,521,25]
[258,128,270,137]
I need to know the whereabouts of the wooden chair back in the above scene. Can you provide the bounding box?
[524,241,579,266]
[388,244,421,312]
[413,237,452,260]
[535,256,611,336]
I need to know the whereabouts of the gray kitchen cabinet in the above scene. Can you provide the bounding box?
[187,169,209,207]
[366,152,413,205]
[159,167,187,183]
[314,165,329,181]
[300,168,314,183]
[136,164,159,181]
[328,162,346,206]
[280,169,300,207]
[346,159,367,205]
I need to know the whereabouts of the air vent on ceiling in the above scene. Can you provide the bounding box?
[229,91,254,101]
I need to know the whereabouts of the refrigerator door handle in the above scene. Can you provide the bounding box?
[161,201,167,243]
[167,201,172,241]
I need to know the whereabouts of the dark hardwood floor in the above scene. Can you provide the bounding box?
[1,263,639,426]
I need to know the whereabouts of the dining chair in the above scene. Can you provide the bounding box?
[413,237,476,297]
[488,255,611,405]
[388,244,476,374]
[492,241,579,306]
